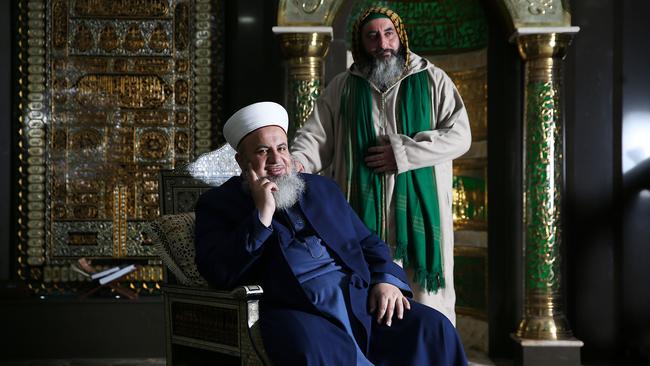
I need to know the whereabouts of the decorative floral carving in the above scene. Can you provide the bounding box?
[73,23,94,52]
[98,25,120,52]
[124,24,145,52]
[52,0,68,49]
[74,0,169,17]
[175,79,189,105]
[294,0,324,14]
[139,130,169,160]
[522,0,556,15]
[175,130,190,154]
[149,23,170,52]
[174,3,189,51]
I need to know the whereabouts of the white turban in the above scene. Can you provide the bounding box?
[223,101,289,149]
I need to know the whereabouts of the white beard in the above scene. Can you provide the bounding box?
[367,51,405,92]
[268,170,305,210]
[242,169,306,210]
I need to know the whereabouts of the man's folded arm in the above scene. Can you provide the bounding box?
[195,197,270,289]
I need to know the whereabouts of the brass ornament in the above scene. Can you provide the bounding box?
[526,0,556,16]
[174,3,190,51]
[73,0,169,18]
[277,0,343,27]
[98,25,120,52]
[74,74,170,108]
[135,58,171,73]
[500,0,571,29]
[174,79,189,105]
[175,131,190,155]
[138,129,170,160]
[52,0,67,49]
[149,23,170,53]
[124,24,145,52]
[452,159,487,230]
[73,23,94,52]
[296,0,325,14]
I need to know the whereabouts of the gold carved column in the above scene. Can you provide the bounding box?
[512,27,583,365]
[272,0,343,139]
[273,27,332,139]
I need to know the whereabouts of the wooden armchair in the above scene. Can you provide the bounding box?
[144,145,271,366]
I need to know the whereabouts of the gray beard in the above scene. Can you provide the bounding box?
[367,51,405,92]
[268,170,305,210]
[242,169,306,210]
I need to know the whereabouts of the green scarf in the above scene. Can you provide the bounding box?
[341,71,444,292]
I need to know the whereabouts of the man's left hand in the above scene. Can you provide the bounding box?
[368,282,411,326]
[365,141,397,173]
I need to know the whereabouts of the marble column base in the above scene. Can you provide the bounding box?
[511,334,583,366]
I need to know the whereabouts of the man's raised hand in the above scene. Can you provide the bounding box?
[246,163,276,226]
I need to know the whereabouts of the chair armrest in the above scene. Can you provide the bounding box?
[230,285,264,299]
[162,284,263,300]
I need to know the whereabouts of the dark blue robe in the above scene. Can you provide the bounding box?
[195,173,467,365]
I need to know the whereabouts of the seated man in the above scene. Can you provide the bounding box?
[195,102,467,366]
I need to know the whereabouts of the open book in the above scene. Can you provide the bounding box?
[73,259,137,285]
[74,258,139,300]
[97,264,137,285]
[90,266,121,280]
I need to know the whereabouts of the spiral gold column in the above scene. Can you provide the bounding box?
[273,27,332,140]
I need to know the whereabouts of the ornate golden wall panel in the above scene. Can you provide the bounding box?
[16,0,223,295]
[427,50,488,232]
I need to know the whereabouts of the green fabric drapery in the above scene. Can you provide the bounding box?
[341,71,444,292]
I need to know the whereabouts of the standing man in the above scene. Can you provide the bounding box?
[291,7,471,324]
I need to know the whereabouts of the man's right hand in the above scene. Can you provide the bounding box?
[246,163,276,227]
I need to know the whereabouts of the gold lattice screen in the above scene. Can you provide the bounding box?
[16,0,222,295]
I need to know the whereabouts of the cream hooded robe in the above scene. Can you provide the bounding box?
[291,51,471,324]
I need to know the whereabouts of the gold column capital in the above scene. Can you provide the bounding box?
[512,27,580,61]
[274,27,332,78]
[273,26,333,62]
[273,27,332,139]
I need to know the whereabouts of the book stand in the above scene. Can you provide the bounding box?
[79,278,139,300]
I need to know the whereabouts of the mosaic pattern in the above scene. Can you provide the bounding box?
[289,78,321,139]
[347,0,488,54]
[15,0,224,295]
[185,144,241,186]
[524,81,563,291]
